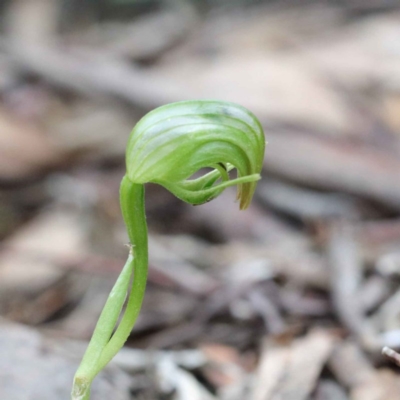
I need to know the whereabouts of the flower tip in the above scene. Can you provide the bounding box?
[237,174,261,210]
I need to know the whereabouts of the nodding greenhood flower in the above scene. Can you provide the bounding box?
[72,100,265,400]
[125,100,265,209]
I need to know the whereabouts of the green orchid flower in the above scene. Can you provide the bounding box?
[72,100,265,400]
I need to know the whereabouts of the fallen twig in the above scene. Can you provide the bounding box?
[382,346,400,367]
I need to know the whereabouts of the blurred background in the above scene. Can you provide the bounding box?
[1,0,400,399]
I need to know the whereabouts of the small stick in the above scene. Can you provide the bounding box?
[382,346,400,367]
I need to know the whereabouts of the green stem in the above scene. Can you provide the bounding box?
[72,253,134,399]
[94,177,148,373]
[71,176,148,399]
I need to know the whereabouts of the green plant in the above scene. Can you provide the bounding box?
[71,100,265,400]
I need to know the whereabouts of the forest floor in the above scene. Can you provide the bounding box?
[1,1,400,399]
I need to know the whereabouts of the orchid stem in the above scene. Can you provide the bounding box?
[72,178,148,399]
[95,178,148,373]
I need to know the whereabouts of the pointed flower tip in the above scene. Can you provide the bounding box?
[126,100,265,208]
[238,175,261,210]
